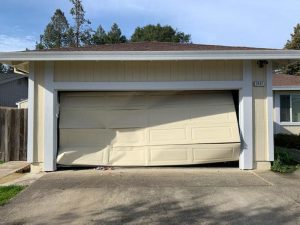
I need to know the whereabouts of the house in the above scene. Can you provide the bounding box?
[0,73,28,107]
[1,42,300,172]
[273,74,300,135]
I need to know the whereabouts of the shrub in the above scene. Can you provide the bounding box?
[274,133,300,149]
[271,147,299,173]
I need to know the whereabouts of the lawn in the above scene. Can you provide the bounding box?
[0,161,3,164]
[0,185,25,206]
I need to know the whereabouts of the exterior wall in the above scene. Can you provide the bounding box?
[273,90,300,135]
[54,60,243,82]
[30,59,271,170]
[33,62,45,164]
[0,77,28,107]
[252,62,268,162]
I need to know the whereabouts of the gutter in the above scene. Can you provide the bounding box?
[1,50,300,61]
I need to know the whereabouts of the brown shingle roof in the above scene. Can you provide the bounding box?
[273,74,300,86]
[35,41,273,52]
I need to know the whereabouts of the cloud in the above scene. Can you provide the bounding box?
[0,35,36,52]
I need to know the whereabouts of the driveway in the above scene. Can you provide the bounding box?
[0,168,299,225]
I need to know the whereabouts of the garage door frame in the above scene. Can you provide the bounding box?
[36,61,255,171]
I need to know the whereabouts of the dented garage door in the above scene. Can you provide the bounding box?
[57,91,240,166]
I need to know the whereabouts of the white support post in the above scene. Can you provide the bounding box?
[239,60,253,169]
[267,61,274,161]
[44,62,57,171]
[27,62,34,163]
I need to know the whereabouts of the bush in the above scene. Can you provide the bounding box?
[274,133,300,149]
[271,147,299,173]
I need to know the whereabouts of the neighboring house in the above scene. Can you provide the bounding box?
[273,74,300,135]
[0,73,28,107]
[1,42,300,172]
[16,99,28,109]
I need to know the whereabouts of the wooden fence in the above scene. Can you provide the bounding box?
[0,108,27,162]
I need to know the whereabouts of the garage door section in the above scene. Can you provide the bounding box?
[57,91,240,166]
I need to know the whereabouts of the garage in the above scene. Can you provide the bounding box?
[57,91,240,166]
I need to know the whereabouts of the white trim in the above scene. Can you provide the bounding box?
[280,122,300,126]
[267,62,274,161]
[43,62,57,171]
[27,63,34,163]
[273,86,300,91]
[274,93,280,134]
[239,60,253,169]
[2,50,300,61]
[53,81,243,91]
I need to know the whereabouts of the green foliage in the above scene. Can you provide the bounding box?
[92,25,107,45]
[274,133,300,149]
[0,160,3,164]
[285,24,300,49]
[271,147,299,173]
[131,24,191,43]
[0,185,25,206]
[283,24,300,75]
[36,9,70,49]
[106,23,127,44]
[70,0,91,47]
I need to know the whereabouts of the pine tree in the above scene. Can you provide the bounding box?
[106,23,127,44]
[36,9,70,49]
[282,24,300,75]
[70,0,92,47]
[92,25,107,45]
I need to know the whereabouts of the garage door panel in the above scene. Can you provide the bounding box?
[106,110,147,128]
[60,110,106,129]
[60,129,114,147]
[57,147,107,166]
[57,91,241,166]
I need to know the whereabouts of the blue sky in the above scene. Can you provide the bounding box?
[0,0,299,51]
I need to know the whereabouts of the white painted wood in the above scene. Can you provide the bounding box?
[27,62,34,163]
[2,50,300,61]
[43,62,57,171]
[239,61,253,169]
[53,81,243,91]
[274,93,280,134]
[273,86,300,91]
[267,62,274,161]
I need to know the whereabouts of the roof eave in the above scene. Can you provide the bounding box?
[1,50,300,61]
[273,86,300,91]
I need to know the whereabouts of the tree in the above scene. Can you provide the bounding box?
[131,24,191,43]
[92,25,107,45]
[70,0,92,47]
[0,63,14,73]
[36,9,70,49]
[106,23,127,44]
[282,24,300,75]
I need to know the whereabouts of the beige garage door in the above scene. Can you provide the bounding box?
[57,91,240,166]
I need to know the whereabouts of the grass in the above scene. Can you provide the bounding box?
[0,185,25,206]
[271,147,300,173]
[0,161,3,164]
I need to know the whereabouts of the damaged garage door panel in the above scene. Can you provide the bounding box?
[57,91,241,166]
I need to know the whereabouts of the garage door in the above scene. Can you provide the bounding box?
[57,91,240,166]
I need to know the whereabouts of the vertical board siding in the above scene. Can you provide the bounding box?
[252,62,268,161]
[34,62,45,163]
[54,60,243,82]
[0,108,27,162]
[0,78,28,107]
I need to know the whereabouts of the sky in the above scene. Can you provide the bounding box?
[0,0,299,52]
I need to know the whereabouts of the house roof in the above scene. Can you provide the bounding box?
[0,73,26,85]
[35,42,271,51]
[272,74,300,90]
[1,41,300,62]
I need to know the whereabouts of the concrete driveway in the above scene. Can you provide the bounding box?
[0,168,299,225]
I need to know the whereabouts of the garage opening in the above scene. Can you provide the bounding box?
[56,91,241,166]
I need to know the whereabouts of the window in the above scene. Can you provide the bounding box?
[280,94,300,123]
